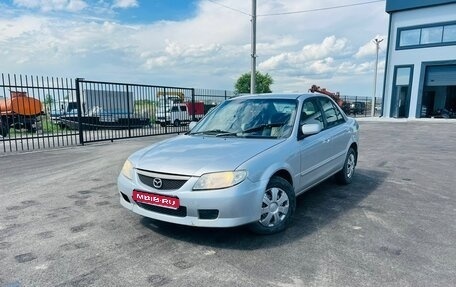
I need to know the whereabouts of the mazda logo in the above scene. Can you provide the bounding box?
[152,178,163,189]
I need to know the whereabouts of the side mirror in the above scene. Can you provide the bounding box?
[189,121,198,130]
[301,124,321,136]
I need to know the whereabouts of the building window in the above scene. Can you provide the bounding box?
[420,26,442,44]
[397,21,456,49]
[443,25,456,42]
[399,29,420,46]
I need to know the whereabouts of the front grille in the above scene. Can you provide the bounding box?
[136,202,187,217]
[136,170,190,191]
[138,174,187,190]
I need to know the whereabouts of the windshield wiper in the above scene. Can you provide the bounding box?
[190,129,238,137]
[242,122,285,133]
[215,132,238,137]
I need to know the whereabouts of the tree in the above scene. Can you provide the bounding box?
[44,94,54,113]
[234,71,273,94]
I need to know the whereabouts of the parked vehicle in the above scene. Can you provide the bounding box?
[432,108,456,118]
[50,101,79,127]
[350,102,366,115]
[58,90,150,130]
[155,102,205,127]
[0,91,44,137]
[118,93,359,234]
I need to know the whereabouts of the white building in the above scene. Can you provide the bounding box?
[383,0,456,118]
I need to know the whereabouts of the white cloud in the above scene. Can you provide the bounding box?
[300,36,349,61]
[258,36,349,72]
[143,40,223,69]
[308,57,335,74]
[112,0,138,9]
[0,0,389,95]
[13,0,88,12]
[355,35,387,58]
[67,0,88,11]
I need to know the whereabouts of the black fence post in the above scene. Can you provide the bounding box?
[164,87,167,134]
[354,96,358,117]
[75,78,84,145]
[126,84,131,138]
[191,88,196,121]
[224,90,227,100]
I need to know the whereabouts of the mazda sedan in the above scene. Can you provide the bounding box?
[118,93,359,234]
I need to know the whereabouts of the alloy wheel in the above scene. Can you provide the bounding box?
[259,187,290,228]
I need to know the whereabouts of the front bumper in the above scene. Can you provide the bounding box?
[117,173,266,228]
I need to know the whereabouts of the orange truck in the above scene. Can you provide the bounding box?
[0,91,44,137]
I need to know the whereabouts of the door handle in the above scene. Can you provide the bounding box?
[323,138,331,143]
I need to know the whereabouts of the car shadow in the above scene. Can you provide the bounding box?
[140,168,387,250]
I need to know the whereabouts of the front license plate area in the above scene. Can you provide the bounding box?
[132,190,180,210]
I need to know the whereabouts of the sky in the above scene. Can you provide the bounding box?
[0,0,389,97]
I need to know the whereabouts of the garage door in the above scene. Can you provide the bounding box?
[425,65,456,86]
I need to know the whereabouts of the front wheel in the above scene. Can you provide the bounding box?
[335,147,356,185]
[249,176,296,235]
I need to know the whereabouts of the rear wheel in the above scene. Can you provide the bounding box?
[173,119,181,127]
[249,176,296,235]
[336,147,356,185]
[0,120,8,137]
[25,122,36,133]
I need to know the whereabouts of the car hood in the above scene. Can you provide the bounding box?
[133,135,284,176]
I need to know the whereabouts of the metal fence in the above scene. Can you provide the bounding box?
[0,74,79,153]
[1,73,382,153]
[1,74,233,153]
[339,95,383,118]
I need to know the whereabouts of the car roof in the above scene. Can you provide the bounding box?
[232,93,322,101]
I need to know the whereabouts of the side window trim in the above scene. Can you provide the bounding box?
[315,97,328,130]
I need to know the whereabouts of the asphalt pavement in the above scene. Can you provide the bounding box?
[0,121,455,287]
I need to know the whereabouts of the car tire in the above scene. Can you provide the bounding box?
[336,147,356,185]
[249,176,296,235]
[173,119,180,127]
[0,121,8,137]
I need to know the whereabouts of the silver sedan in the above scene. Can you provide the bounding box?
[118,93,359,234]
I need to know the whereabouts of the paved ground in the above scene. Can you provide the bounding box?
[0,121,455,287]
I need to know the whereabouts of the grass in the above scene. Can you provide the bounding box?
[40,118,66,134]
[3,116,72,138]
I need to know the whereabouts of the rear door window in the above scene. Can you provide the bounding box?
[317,97,345,128]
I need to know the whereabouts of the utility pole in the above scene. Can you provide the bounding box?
[371,37,383,116]
[250,0,257,94]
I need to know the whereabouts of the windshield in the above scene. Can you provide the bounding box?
[189,98,297,138]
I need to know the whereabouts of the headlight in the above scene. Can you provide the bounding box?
[121,159,134,180]
[193,170,247,190]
